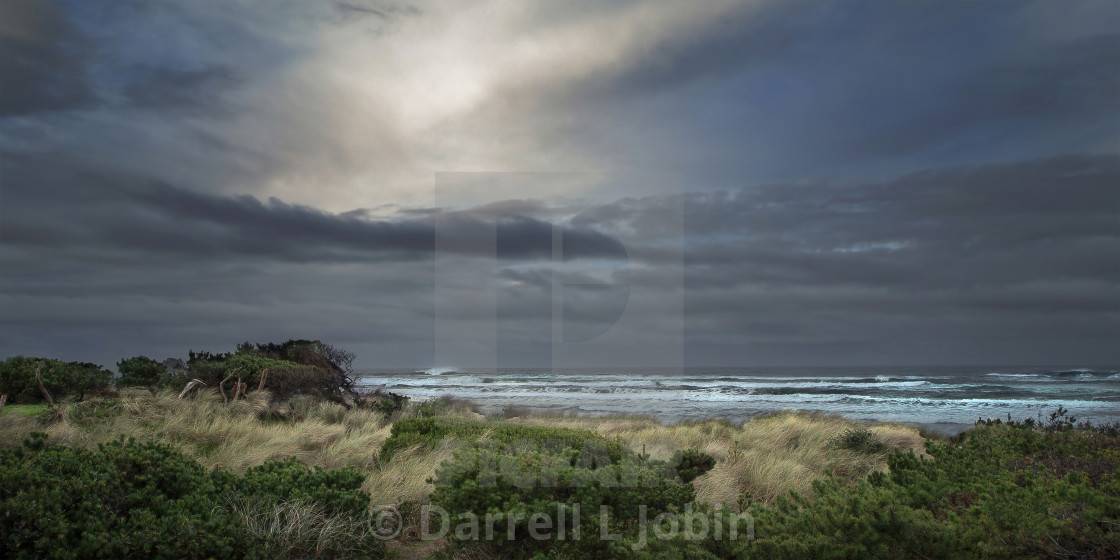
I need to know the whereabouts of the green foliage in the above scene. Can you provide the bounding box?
[428,441,730,559]
[65,398,122,423]
[237,458,370,518]
[381,416,625,464]
[670,449,717,484]
[0,357,49,402]
[64,362,115,400]
[420,411,1117,559]
[743,417,1120,559]
[415,395,478,418]
[0,357,112,403]
[116,356,166,395]
[352,388,411,417]
[371,391,409,416]
[0,434,385,560]
[236,339,354,374]
[400,416,727,558]
[829,426,885,454]
[184,342,349,402]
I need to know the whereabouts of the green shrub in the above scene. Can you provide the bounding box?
[744,417,1120,559]
[0,434,385,559]
[183,340,357,403]
[0,357,112,403]
[238,458,370,518]
[829,426,885,454]
[415,395,478,418]
[65,362,115,400]
[428,443,731,559]
[65,398,122,423]
[419,412,1117,559]
[355,389,410,417]
[380,417,625,464]
[116,356,166,395]
[670,449,717,484]
[399,416,725,558]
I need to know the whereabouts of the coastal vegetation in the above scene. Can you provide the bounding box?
[0,345,1116,558]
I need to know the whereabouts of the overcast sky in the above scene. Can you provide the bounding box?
[1,0,1117,369]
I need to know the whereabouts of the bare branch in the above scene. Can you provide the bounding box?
[35,363,55,407]
[256,368,268,392]
[177,379,207,399]
[219,373,234,404]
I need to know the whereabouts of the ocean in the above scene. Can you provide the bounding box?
[354,366,1120,434]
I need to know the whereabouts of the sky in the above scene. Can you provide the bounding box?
[0,0,1118,369]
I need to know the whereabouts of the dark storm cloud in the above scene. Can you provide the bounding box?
[671,155,1120,365]
[122,66,239,114]
[853,32,1120,157]
[0,155,629,264]
[671,155,1120,290]
[572,0,1120,188]
[1,151,1117,366]
[1,0,1117,367]
[0,0,97,117]
[433,154,1118,364]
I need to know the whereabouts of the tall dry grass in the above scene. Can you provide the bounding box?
[518,410,925,505]
[0,392,924,510]
[225,495,376,560]
[0,389,399,505]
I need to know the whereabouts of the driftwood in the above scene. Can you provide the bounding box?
[0,393,7,417]
[219,373,234,404]
[233,377,244,401]
[177,379,207,399]
[35,363,55,407]
[256,368,269,392]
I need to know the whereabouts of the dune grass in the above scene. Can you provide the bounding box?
[513,411,924,505]
[0,391,923,515]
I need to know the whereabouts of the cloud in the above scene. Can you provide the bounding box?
[0,0,97,117]
[0,155,629,264]
[122,66,239,115]
[3,151,1115,366]
[1,1,1117,367]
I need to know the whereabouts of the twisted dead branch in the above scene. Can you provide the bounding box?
[35,363,55,407]
[219,372,235,404]
[177,379,207,399]
[256,368,268,392]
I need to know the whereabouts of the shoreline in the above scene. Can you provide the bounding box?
[356,365,1120,438]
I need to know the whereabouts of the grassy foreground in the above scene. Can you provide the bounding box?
[0,391,922,509]
[1,392,1116,559]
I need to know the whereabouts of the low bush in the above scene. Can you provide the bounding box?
[64,398,122,423]
[116,356,167,395]
[671,448,718,484]
[415,395,479,418]
[354,388,410,417]
[181,340,358,404]
[428,442,724,559]
[743,414,1120,559]
[380,416,625,464]
[0,433,385,559]
[0,357,113,403]
[829,426,885,454]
